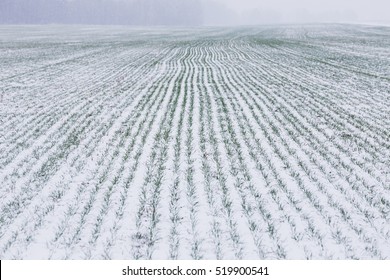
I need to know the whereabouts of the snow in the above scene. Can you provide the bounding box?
[0,24,389,260]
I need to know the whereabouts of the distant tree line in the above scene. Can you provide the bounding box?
[0,0,203,26]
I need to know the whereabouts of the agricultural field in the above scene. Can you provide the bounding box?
[0,24,389,260]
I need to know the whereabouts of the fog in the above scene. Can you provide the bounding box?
[206,0,390,25]
[0,0,389,26]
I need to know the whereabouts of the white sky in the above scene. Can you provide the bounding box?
[206,0,390,24]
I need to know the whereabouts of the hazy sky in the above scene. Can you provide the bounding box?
[205,0,390,25]
[1,0,389,26]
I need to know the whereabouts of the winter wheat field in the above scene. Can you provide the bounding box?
[0,24,389,260]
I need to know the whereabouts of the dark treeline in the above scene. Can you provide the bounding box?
[0,0,203,25]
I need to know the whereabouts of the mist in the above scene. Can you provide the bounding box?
[205,0,390,25]
[0,0,202,26]
[0,0,389,26]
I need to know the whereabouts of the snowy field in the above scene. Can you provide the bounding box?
[0,24,389,260]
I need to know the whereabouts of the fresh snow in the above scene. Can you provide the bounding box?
[0,24,389,260]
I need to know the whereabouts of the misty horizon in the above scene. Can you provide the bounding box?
[0,0,389,26]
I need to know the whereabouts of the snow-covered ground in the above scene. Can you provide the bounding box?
[0,24,389,260]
